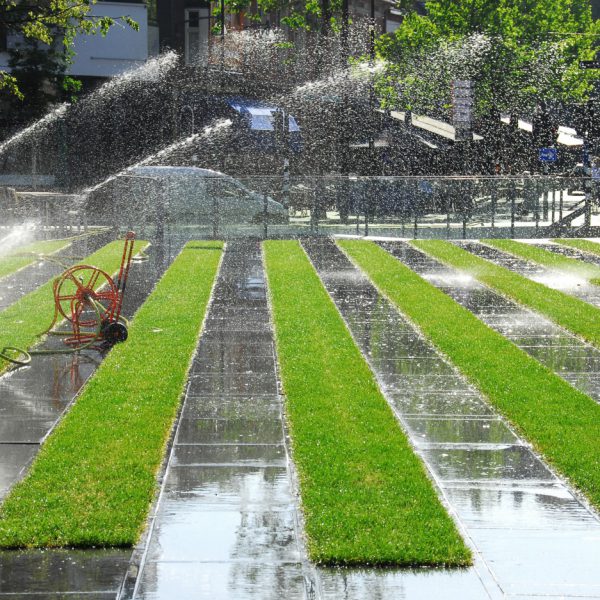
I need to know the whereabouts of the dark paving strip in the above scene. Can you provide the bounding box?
[456,240,600,307]
[304,237,600,599]
[0,233,114,312]
[127,240,313,600]
[0,234,185,598]
[382,241,600,405]
[536,240,600,268]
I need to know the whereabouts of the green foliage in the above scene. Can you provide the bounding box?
[5,36,77,120]
[340,239,600,512]
[377,0,600,116]
[264,240,470,566]
[0,242,222,548]
[0,238,72,282]
[0,0,138,99]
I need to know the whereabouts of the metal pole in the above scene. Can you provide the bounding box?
[510,182,516,238]
[212,193,219,239]
[370,0,375,62]
[585,192,592,228]
[263,193,268,239]
[559,189,564,221]
[221,0,225,38]
[490,179,497,229]
[535,182,540,234]
[341,0,349,63]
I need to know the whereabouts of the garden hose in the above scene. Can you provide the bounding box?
[1,291,107,367]
[1,231,141,368]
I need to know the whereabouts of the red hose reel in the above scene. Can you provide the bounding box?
[51,232,136,350]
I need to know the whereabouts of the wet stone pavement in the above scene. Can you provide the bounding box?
[2,236,600,598]
[457,240,600,308]
[128,240,314,600]
[0,235,183,599]
[303,237,600,599]
[381,241,600,406]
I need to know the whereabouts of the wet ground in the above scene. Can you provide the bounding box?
[456,240,600,308]
[306,238,600,599]
[125,239,313,600]
[0,232,184,599]
[381,241,600,405]
[1,236,600,598]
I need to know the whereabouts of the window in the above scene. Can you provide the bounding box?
[185,7,209,66]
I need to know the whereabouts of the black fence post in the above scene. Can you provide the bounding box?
[263,193,268,239]
[510,181,516,238]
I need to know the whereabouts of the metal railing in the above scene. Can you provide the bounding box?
[2,175,599,240]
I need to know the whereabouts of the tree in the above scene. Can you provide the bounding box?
[0,0,138,99]
[377,0,600,117]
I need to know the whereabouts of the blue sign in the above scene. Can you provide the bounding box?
[539,147,558,162]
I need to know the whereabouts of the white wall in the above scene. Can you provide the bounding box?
[68,2,148,77]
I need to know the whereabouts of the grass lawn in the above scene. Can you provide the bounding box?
[0,240,148,376]
[0,241,222,548]
[552,238,600,257]
[264,240,471,567]
[339,239,600,512]
[410,239,600,349]
[483,238,600,279]
[0,238,73,281]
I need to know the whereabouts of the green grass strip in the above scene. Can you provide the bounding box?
[264,240,470,567]
[411,239,600,349]
[339,239,600,512]
[0,241,223,548]
[0,239,148,376]
[483,238,600,279]
[552,238,600,257]
[0,238,72,281]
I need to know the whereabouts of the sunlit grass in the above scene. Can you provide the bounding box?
[412,239,600,349]
[264,240,471,567]
[0,240,148,376]
[483,238,600,280]
[340,239,600,512]
[0,241,222,548]
[553,238,600,257]
[0,238,72,281]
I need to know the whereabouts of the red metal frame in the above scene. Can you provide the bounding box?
[51,232,136,349]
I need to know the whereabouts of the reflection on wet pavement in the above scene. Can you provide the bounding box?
[303,237,600,599]
[129,240,312,600]
[458,240,600,307]
[385,241,600,406]
[0,232,184,598]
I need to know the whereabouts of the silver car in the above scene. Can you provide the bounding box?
[85,165,288,225]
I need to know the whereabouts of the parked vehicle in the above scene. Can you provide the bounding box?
[84,165,288,226]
